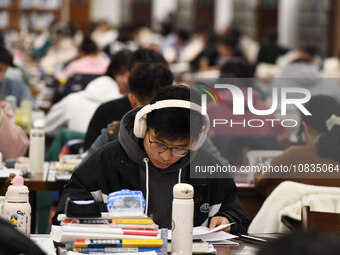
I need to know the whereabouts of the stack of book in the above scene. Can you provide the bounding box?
[51,213,164,254]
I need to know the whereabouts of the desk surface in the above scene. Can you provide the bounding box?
[215,242,259,255]
[31,234,264,255]
[25,172,67,192]
[24,168,266,219]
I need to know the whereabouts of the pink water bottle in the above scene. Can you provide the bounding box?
[2,176,31,236]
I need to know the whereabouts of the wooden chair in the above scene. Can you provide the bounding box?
[301,206,340,231]
[0,174,16,196]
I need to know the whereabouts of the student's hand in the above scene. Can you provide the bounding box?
[209,216,231,232]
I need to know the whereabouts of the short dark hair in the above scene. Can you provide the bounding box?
[0,46,13,66]
[80,36,98,54]
[146,85,203,143]
[266,28,278,43]
[129,49,168,70]
[177,29,190,42]
[129,63,173,105]
[220,58,253,78]
[301,95,340,163]
[219,35,238,50]
[106,49,133,77]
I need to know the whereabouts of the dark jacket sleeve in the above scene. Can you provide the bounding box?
[212,178,251,234]
[192,149,251,234]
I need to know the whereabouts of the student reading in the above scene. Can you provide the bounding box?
[53,85,250,234]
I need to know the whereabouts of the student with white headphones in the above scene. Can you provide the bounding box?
[53,85,250,234]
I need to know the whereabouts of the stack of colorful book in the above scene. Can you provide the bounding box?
[51,213,164,254]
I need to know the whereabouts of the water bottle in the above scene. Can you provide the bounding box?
[171,183,194,255]
[2,176,31,236]
[29,127,45,174]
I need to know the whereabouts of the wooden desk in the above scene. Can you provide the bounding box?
[25,172,66,192]
[24,175,265,221]
[23,167,265,224]
[215,241,260,255]
[214,234,283,255]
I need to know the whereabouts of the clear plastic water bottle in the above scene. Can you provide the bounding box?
[2,176,31,236]
[171,183,194,255]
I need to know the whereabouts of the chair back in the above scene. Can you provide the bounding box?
[53,74,99,104]
[302,205,340,231]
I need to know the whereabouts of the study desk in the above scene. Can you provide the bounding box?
[34,234,268,255]
[24,176,266,217]
[24,169,266,223]
[34,235,264,255]
[215,242,259,255]
[25,172,66,192]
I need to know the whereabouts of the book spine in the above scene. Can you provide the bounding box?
[62,223,158,229]
[74,239,121,248]
[112,219,153,224]
[64,219,111,224]
[122,228,158,236]
[63,225,158,236]
[122,239,163,248]
[63,218,154,225]
[73,247,162,253]
[74,239,162,248]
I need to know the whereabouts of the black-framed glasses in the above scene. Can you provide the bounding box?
[148,138,189,157]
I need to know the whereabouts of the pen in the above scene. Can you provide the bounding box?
[238,234,268,243]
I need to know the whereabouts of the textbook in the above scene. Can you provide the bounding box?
[50,226,159,243]
[61,225,158,236]
[62,222,158,229]
[57,213,148,222]
[73,239,163,248]
[63,218,153,224]
[73,247,162,253]
[67,251,157,255]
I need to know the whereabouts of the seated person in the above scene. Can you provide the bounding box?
[255,95,340,196]
[0,100,28,160]
[83,65,228,167]
[84,48,168,150]
[0,46,37,109]
[44,50,131,136]
[53,85,250,234]
[83,62,173,160]
[208,59,289,165]
[60,36,110,79]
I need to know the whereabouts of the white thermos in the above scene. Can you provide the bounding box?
[171,183,194,255]
[2,176,31,236]
[29,127,45,173]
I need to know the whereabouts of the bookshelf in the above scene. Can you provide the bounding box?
[297,0,332,57]
[0,0,68,31]
[232,0,278,41]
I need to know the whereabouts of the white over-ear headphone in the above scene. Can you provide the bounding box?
[133,99,210,151]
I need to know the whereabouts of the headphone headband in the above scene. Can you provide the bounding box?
[133,99,209,151]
